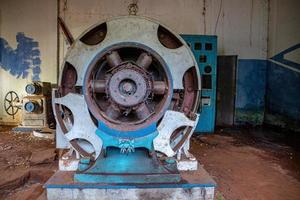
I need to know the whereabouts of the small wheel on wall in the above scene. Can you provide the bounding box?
[4,91,20,119]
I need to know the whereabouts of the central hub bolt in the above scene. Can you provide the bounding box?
[122,82,134,93]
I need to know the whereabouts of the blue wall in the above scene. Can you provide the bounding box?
[265,44,300,131]
[234,44,300,131]
[235,59,267,125]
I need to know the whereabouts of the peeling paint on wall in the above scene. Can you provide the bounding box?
[235,59,267,125]
[265,44,300,131]
[266,0,300,131]
[0,32,41,80]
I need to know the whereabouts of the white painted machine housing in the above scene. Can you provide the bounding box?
[53,16,201,164]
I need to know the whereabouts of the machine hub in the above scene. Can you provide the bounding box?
[107,63,150,108]
[82,45,174,131]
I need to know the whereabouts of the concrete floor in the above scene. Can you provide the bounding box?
[0,126,299,200]
[191,127,300,200]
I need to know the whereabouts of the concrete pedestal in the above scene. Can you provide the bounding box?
[45,165,216,200]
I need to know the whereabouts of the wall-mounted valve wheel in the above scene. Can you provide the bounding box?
[4,91,20,119]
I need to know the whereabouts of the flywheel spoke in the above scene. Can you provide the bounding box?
[153,81,167,95]
[105,104,121,120]
[106,51,122,68]
[92,80,106,93]
[136,52,152,69]
[135,102,151,120]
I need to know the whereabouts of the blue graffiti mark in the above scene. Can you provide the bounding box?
[271,43,300,71]
[0,32,41,80]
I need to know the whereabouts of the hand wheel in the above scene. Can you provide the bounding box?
[4,91,20,119]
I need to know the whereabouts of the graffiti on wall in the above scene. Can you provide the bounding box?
[0,32,41,80]
[266,43,300,130]
[235,44,300,127]
[269,43,300,73]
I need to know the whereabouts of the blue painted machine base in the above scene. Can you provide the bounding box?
[74,148,181,184]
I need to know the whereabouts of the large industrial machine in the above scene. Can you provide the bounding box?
[46,16,215,200]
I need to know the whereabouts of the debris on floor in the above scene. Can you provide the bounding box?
[0,126,299,200]
[32,128,55,140]
[0,127,56,200]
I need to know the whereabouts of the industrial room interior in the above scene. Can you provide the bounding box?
[0,0,299,199]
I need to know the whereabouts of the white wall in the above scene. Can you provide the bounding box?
[0,0,57,123]
[268,0,300,59]
[59,0,268,62]
[0,0,269,123]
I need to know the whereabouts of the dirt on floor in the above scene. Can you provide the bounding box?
[191,127,300,200]
[0,125,299,200]
[0,126,57,200]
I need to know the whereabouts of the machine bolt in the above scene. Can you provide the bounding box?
[183,107,189,112]
[123,82,133,93]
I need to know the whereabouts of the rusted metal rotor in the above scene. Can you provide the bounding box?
[85,46,171,130]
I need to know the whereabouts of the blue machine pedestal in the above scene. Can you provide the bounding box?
[45,165,216,200]
[74,148,181,184]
